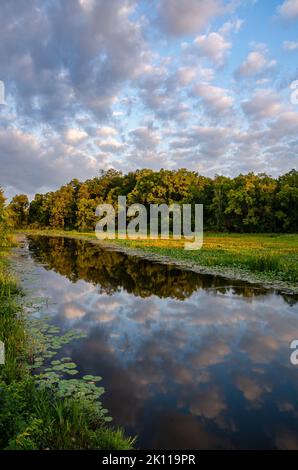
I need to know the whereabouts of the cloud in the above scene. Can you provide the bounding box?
[182,18,243,68]
[96,126,119,137]
[283,40,298,50]
[0,0,147,124]
[96,138,126,153]
[176,66,214,85]
[0,127,108,196]
[235,51,277,79]
[218,18,244,35]
[158,0,228,36]
[0,128,60,194]
[268,111,298,140]
[193,83,234,113]
[64,128,88,144]
[241,89,284,120]
[193,32,232,66]
[129,127,161,150]
[0,0,296,196]
[277,0,298,20]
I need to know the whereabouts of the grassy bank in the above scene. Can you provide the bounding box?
[0,245,134,450]
[19,230,298,292]
[116,232,298,283]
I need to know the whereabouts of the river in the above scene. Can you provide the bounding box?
[11,235,298,449]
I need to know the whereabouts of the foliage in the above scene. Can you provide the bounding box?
[0,261,26,383]
[8,194,29,229]
[7,169,297,233]
[0,187,12,247]
[0,379,134,450]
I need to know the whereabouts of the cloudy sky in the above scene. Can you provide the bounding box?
[0,0,297,198]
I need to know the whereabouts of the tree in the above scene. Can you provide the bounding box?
[224,173,277,232]
[0,187,5,216]
[15,168,298,233]
[8,194,29,228]
[276,170,298,232]
[49,180,80,230]
[210,176,233,230]
[0,187,8,245]
[75,183,98,231]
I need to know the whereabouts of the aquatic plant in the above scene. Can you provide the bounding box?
[0,255,134,450]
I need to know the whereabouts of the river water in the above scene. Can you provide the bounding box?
[13,235,298,449]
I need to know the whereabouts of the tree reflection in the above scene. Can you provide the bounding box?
[27,236,296,303]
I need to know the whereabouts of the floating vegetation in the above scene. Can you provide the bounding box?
[25,317,112,422]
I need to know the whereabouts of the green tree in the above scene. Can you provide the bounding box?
[8,194,29,228]
[8,168,298,233]
[276,169,298,232]
[224,173,277,232]
[75,183,98,231]
[0,187,9,245]
[210,176,233,230]
[49,180,80,230]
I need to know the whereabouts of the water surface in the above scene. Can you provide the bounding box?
[18,236,298,449]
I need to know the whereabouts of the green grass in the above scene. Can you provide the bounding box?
[115,233,298,284]
[19,230,298,289]
[0,244,134,450]
[1,381,134,450]
[0,256,26,383]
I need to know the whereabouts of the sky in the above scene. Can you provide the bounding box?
[0,0,297,199]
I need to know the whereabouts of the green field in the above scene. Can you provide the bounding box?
[20,230,298,292]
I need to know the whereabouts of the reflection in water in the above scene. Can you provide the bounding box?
[24,236,298,449]
[26,235,296,303]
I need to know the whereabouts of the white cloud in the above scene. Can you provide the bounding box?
[158,0,227,36]
[64,128,88,144]
[96,126,119,137]
[193,83,234,113]
[277,0,298,20]
[96,138,126,153]
[177,66,214,85]
[242,89,284,120]
[269,111,298,139]
[283,40,298,50]
[218,18,244,35]
[0,0,296,196]
[193,32,231,66]
[235,51,277,79]
[79,0,95,12]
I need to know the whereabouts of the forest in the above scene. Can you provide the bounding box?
[1,168,298,233]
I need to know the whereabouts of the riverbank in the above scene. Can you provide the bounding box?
[0,243,134,450]
[18,230,298,294]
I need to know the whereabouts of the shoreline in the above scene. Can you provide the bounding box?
[17,230,298,296]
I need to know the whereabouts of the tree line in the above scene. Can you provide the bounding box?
[2,168,298,233]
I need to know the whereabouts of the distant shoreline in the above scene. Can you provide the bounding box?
[17,230,298,295]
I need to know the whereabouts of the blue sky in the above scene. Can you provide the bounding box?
[0,0,297,198]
